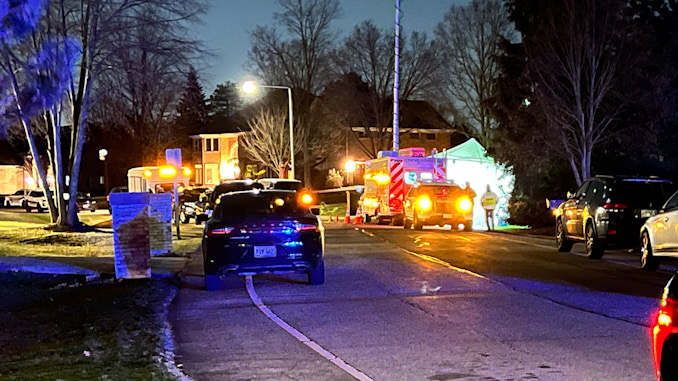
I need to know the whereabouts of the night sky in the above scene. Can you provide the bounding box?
[196,0,469,93]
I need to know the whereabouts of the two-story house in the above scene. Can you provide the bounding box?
[189,132,245,187]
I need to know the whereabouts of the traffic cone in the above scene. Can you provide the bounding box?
[343,206,351,224]
[354,205,362,224]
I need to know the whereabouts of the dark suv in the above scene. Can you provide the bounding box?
[403,182,474,231]
[555,175,674,259]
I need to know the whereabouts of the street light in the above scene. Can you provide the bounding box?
[99,148,108,193]
[241,80,295,180]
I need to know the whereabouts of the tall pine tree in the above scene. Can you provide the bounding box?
[209,81,242,120]
[176,67,209,135]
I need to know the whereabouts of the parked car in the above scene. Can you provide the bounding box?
[107,186,128,213]
[197,180,263,224]
[402,181,474,231]
[258,178,303,192]
[652,273,678,380]
[25,190,48,213]
[179,187,209,224]
[555,175,674,259]
[3,189,30,208]
[639,189,678,271]
[202,189,324,291]
[76,192,97,212]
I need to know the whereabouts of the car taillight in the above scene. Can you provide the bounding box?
[295,223,317,232]
[603,202,627,210]
[207,227,234,236]
[657,290,677,327]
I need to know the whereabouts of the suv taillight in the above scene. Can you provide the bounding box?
[207,227,234,236]
[603,202,627,211]
[295,223,317,232]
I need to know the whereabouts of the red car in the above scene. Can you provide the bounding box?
[653,274,678,380]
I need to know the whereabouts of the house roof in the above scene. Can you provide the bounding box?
[398,100,453,130]
[194,113,250,135]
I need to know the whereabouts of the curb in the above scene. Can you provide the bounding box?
[156,284,193,381]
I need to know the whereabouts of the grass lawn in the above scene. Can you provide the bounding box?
[0,273,179,380]
[0,209,203,258]
[0,209,114,227]
[0,227,201,258]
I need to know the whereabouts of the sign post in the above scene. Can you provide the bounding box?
[166,148,182,240]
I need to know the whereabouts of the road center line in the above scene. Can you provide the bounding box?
[245,276,373,381]
[400,248,489,280]
[360,228,488,280]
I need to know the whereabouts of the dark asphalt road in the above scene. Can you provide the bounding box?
[170,225,666,380]
[364,226,674,299]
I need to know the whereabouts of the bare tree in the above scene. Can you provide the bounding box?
[331,20,393,99]
[247,0,340,186]
[434,0,515,148]
[248,0,339,94]
[400,31,444,101]
[0,0,205,228]
[240,107,306,177]
[526,0,627,184]
[328,22,444,158]
[316,73,390,159]
[90,0,205,166]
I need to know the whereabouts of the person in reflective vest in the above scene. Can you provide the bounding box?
[480,185,498,231]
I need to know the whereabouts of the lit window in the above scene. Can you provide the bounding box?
[205,164,219,184]
[205,138,220,152]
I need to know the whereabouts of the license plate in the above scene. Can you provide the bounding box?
[254,246,277,258]
[443,214,453,218]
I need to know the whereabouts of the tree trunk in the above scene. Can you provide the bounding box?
[7,65,58,222]
[21,116,57,222]
[47,111,68,226]
[66,72,90,228]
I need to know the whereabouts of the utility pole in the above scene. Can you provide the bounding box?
[393,0,401,151]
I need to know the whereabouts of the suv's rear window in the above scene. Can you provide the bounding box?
[210,183,263,203]
[217,192,306,217]
[613,180,674,208]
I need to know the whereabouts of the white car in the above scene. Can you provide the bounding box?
[640,189,678,270]
[4,189,30,208]
[25,190,48,213]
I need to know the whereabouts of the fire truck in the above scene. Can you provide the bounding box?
[359,147,445,225]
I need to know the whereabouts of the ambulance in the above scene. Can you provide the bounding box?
[127,166,192,193]
[359,147,445,225]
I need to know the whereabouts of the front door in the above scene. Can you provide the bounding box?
[564,181,590,238]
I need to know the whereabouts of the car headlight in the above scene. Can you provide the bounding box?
[417,196,432,212]
[457,197,472,213]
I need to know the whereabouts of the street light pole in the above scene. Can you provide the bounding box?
[241,81,295,180]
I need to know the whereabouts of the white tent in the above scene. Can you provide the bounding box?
[434,138,514,229]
